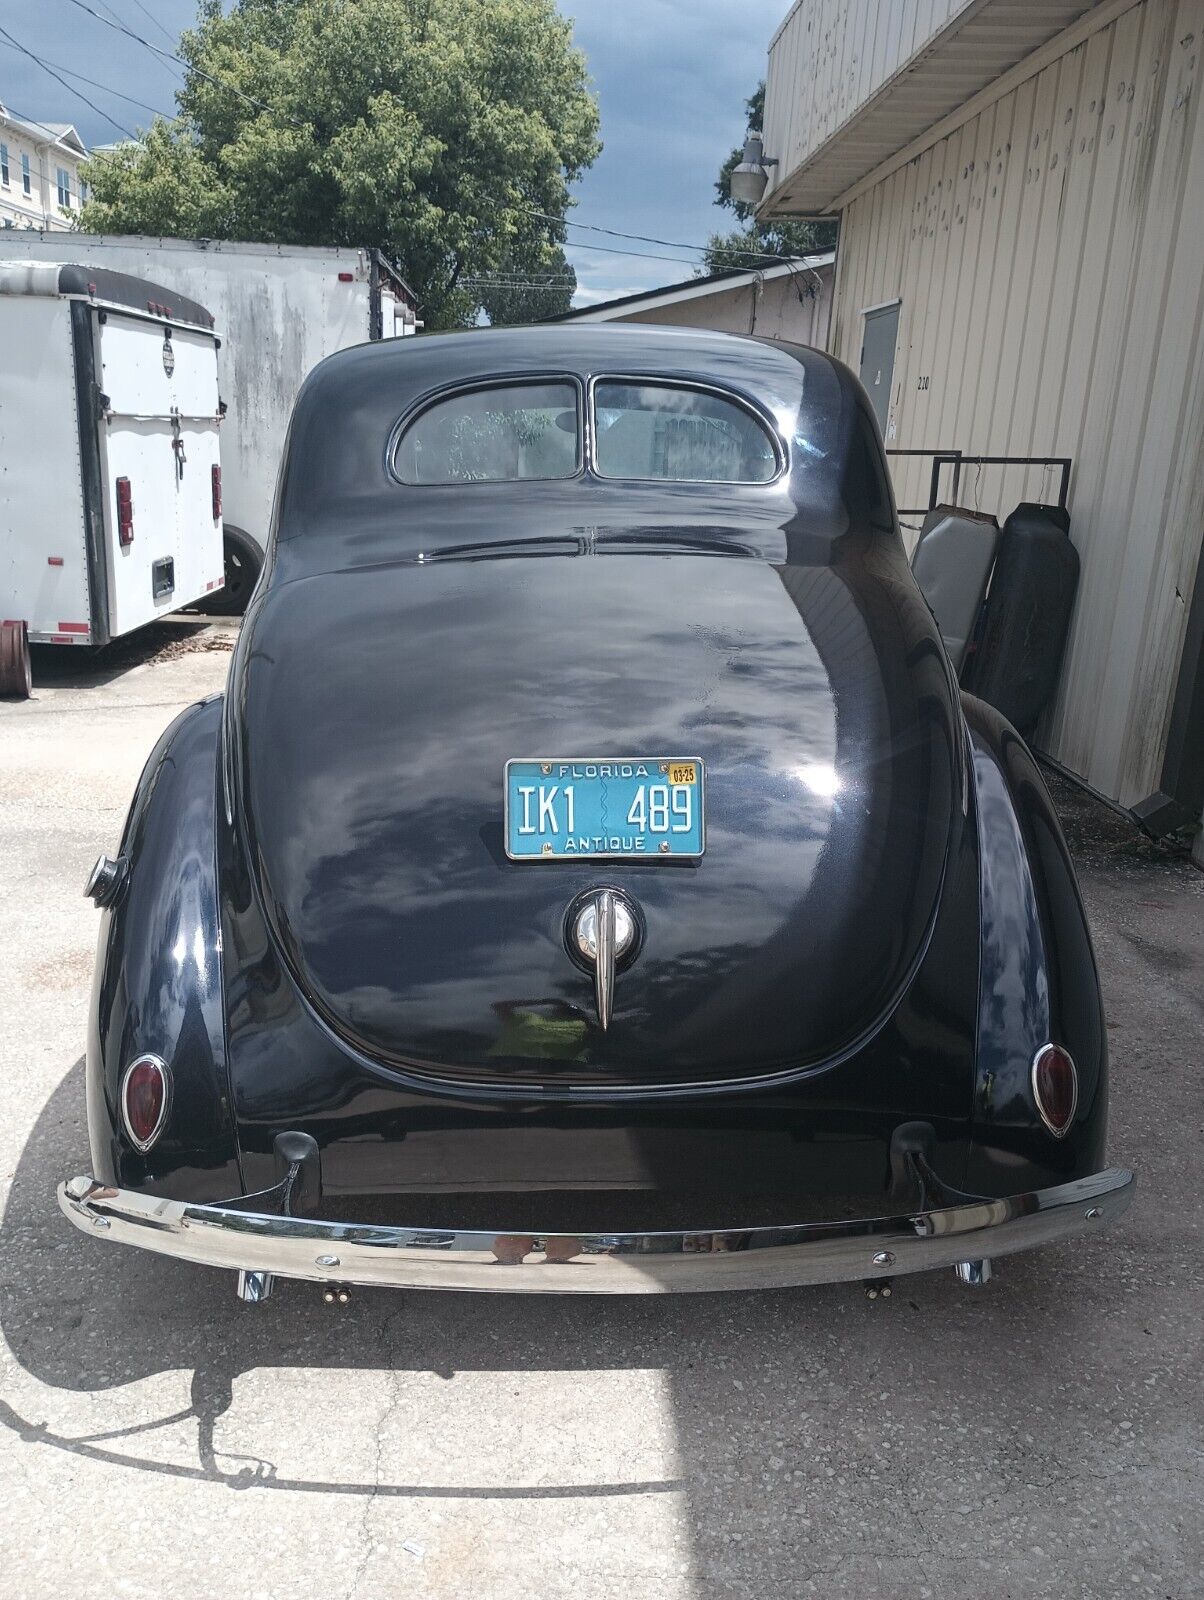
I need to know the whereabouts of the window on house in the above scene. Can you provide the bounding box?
[56,167,72,208]
[21,153,30,196]
[79,178,88,205]
[1,143,9,186]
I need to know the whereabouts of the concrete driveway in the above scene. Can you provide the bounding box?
[1,622,1200,1600]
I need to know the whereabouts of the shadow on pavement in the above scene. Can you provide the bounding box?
[29,617,236,691]
[0,1049,1183,1559]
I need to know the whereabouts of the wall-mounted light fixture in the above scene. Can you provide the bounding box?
[730,131,779,206]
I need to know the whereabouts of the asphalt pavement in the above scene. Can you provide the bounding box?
[0,618,1200,1600]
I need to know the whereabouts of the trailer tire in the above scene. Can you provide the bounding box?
[196,527,263,616]
[0,620,32,699]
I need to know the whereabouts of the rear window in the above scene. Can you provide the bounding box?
[593,381,778,483]
[393,381,579,484]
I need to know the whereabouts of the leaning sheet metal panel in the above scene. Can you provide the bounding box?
[0,294,92,643]
[827,0,1204,808]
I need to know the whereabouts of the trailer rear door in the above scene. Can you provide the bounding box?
[96,310,223,636]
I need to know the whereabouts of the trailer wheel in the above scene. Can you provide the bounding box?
[0,620,32,699]
[196,528,263,616]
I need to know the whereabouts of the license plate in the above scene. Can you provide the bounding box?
[505,757,705,860]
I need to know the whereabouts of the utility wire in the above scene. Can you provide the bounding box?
[0,36,174,120]
[93,0,187,81]
[62,0,299,123]
[0,100,131,162]
[125,0,179,48]
[0,22,137,139]
[523,206,826,269]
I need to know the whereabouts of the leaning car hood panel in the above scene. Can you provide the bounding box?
[233,544,960,1088]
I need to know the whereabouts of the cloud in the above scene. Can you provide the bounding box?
[0,0,786,308]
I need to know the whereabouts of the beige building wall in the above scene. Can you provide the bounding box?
[764,0,1101,213]
[615,269,831,346]
[766,0,978,182]
[827,0,1204,809]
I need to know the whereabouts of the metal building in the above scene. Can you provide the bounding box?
[554,255,834,346]
[759,0,1204,850]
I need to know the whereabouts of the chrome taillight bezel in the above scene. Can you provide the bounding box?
[1031,1043,1079,1139]
[119,1054,171,1152]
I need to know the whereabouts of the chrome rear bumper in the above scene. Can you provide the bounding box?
[58,1167,1134,1295]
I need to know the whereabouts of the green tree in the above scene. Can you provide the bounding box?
[476,243,576,325]
[702,83,835,275]
[80,0,600,329]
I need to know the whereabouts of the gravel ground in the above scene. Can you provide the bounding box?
[0,621,1200,1600]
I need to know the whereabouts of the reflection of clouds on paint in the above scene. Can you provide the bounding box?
[237,542,950,1081]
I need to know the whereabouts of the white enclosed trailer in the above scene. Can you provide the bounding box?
[0,262,224,695]
[0,236,419,611]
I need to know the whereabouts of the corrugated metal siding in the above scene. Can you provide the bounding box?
[766,1,972,184]
[829,0,1204,805]
[614,272,832,346]
[764,1,1105,213]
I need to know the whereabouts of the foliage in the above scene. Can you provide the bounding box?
[476,243,576,325]
[80,0,600,329]
[703,82,835,276]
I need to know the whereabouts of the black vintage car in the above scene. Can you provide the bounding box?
[61,326,1133,1300]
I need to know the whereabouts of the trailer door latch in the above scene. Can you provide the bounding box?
[170,406,186,481]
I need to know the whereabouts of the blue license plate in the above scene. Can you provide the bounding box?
[505,757,705,860]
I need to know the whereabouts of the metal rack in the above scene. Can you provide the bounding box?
[886,449,1073,518]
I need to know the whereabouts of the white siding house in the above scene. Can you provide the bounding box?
[0,103,86,232]
[760,0,1204,849]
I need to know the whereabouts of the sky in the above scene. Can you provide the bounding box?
[0,0,786,309]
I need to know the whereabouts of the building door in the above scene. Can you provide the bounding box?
[859,301,899,435]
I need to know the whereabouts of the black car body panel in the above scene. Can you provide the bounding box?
[74,325,1121,1285]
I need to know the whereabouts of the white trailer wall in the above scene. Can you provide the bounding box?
[0,237,403,559]
[827,0,1204,810]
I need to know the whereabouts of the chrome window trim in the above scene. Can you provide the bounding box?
[386,372,586,488]
[586,373,787,486]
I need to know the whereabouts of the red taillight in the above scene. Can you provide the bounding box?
[1032,1044,1078,1137]
[211,463,222,521]
[120,1055,169,1151]
[337,271,354,282]
[116,475,134,546]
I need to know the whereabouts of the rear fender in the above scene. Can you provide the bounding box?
[963,694,1107,1190]
[87,695,242,1198]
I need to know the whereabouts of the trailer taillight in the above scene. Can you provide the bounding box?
[211,464,223,521]
[115,476,134,546]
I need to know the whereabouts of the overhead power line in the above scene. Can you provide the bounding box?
[125,0,179,48]
[95,0,187,83]
[62,0,299,123]
[0,100,135,163]
[0,22,137,139]
[0,35,174,120]
[521,206,823,269]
